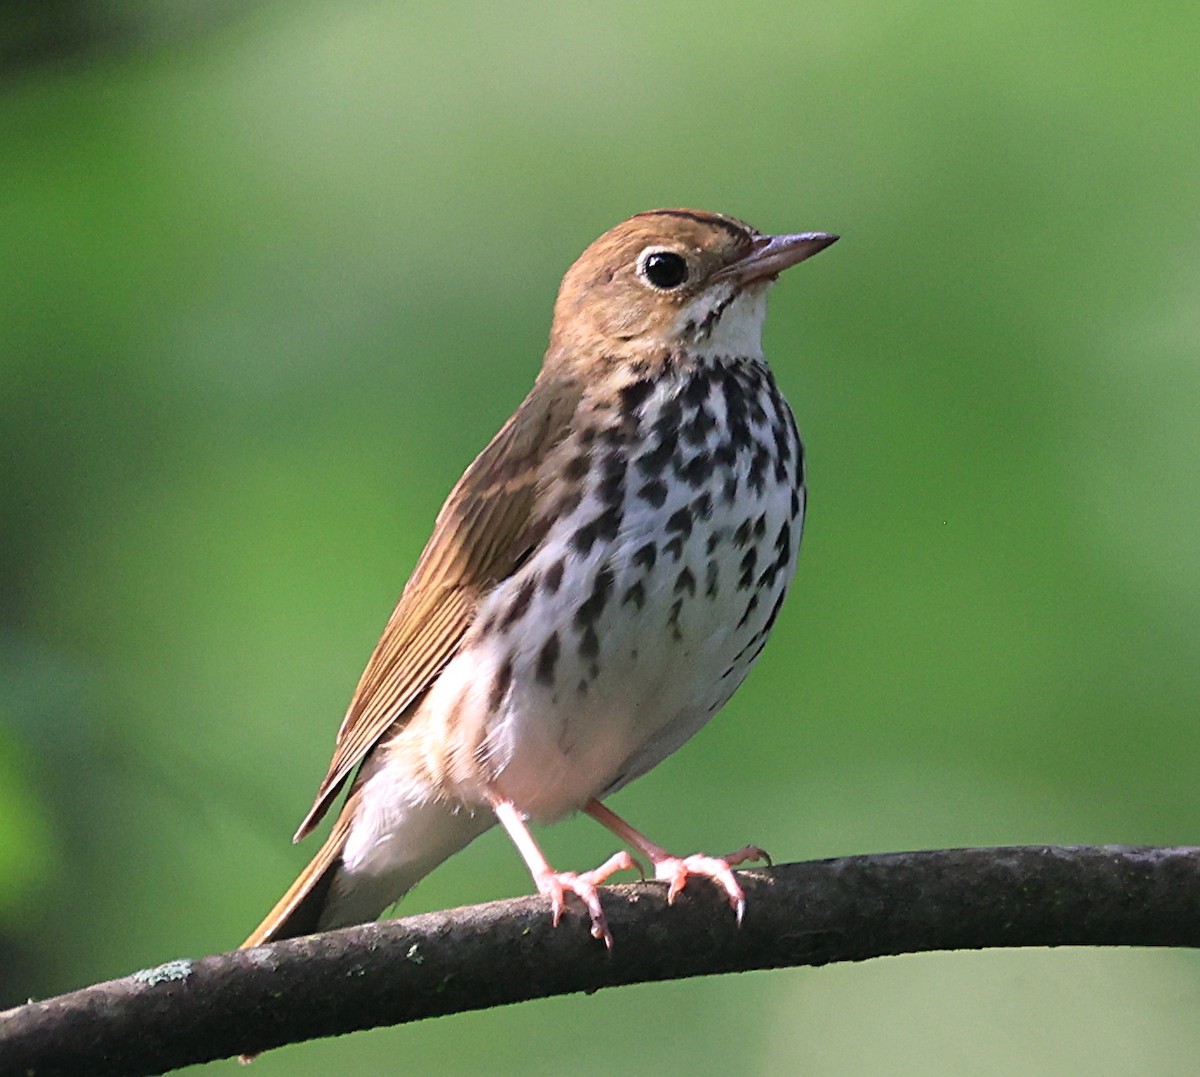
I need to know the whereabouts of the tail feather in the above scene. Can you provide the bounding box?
[243,777,498,952]
[241,811,352,949]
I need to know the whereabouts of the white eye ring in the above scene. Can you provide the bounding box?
[636,247,690,290]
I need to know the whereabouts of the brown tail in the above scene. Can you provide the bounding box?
[241,811,352,949]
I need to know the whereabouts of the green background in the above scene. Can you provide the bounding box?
[3,2,1199,1073]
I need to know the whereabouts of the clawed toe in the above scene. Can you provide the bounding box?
[534,850,638,949]
[653,846,769,924]
[581,800,768,924]
[723,844,771,868]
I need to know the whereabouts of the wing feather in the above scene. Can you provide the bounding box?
[293,376,581,841]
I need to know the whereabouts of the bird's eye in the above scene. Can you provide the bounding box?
[637,249,689,290]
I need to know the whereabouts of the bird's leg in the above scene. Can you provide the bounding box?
[584,798,769,924]
[489,796,637,949]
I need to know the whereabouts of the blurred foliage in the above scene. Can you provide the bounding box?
[2,1,1199,1073]
[0,0,245,74]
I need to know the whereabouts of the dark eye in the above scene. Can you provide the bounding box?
[638,249,689,290]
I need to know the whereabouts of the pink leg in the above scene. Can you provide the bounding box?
[490,796,636,949]
[585,799,769,924]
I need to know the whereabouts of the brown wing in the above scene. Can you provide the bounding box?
[292,375,581,842]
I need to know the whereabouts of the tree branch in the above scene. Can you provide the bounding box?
[3,845,1198,1075]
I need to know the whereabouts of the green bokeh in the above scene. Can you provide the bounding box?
[2,2,1198,1072]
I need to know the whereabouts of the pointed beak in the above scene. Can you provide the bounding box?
[721,231,839,286]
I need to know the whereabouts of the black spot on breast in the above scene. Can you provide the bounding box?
[774,520,792,571]
[682,368,713,407]
[737,592,760,628]
[544,559,565,594]
[636,427,678,477]
[753,514,767,539]
[765,383,797,485]
[649,397,683,449]
[667,597,684,641]
[677,453,714,487]
[598,451,626,507]
[722,472,738,506]
[773,437,790,483]
[622,580,645,609]
[674,566,696,596]
[666,506,693,539]
[620,379,654,415]
[746,442,769,496]
[733,519,752,548]
[633,542,657,572]
[571,507,622,556]
[489,658,513,712]
[637,479,668,507]
[664,535,685,561]
[790,489,801,519]
[692,491,713,520]
[578,623,599,661]
[575,565,614,627]
[500,576,538,629]
[705,559,720,598]
[681,406,715,447]
[535,632,560,686]
[720,371,752,451]
[733,627,765,664]
[706,530,723,555]
[738,548,758,589]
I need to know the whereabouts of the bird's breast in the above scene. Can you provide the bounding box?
[429,355,805,820]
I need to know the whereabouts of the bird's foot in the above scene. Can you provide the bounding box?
[652,845,770,924]
[533,850,639,949]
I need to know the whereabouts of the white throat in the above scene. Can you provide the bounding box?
[677,285,770,357]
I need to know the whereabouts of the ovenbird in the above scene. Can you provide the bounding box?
[242,209,837,950]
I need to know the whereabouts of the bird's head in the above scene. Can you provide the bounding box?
[547,209,837,364]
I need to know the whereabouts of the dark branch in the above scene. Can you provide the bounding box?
[3,845,1199,1076]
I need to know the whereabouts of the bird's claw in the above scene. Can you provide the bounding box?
[653,845,770,925]
[534,850,637,949]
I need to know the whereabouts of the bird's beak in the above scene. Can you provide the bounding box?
[720,231,839,286]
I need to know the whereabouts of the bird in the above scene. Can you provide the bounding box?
[241,209,837,952]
